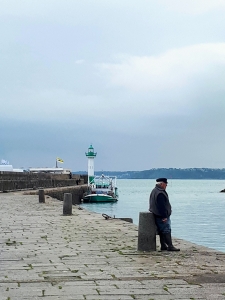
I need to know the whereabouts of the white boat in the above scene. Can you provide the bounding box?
[83,174,119,203]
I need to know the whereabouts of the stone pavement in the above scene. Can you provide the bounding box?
[1,193,225,300]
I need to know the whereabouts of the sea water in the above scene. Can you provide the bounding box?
[81,179,225,252]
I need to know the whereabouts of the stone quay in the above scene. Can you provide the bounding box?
[1,192,225,299]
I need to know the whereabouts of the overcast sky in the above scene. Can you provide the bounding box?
[1,0,225,171]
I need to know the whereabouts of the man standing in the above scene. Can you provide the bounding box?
[149,178,180,251]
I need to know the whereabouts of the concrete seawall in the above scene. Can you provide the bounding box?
[1,192,225,299]
[0,172,88,192]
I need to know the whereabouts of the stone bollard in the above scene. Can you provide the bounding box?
[137,212,157,251]
[63,193,72,215]
[39,189,45,203]
[72,193,80,205]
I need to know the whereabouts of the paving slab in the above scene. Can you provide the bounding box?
[1,192,225,300]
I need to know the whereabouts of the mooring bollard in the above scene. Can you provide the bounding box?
[137,212,157,251]
[73,193,80,205]
[39,189,45,203]
[63,193,72,215]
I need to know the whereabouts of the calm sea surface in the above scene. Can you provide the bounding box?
[81,179,225,252]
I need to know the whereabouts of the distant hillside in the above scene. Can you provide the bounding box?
[74,168,225,179]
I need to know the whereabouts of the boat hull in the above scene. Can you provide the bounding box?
[83,194,118,203]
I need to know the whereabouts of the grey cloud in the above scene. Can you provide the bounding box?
[1,1,225,170]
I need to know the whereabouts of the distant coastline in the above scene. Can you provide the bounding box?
[74,168,225,180]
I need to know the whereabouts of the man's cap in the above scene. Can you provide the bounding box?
[156,177,168,184]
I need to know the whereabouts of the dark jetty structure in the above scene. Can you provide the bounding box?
[0,172,88,204]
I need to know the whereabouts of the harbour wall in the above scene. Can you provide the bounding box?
[24,185,88,205]
[0,172,88,193]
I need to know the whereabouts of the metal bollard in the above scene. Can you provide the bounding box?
[137,212,157,251]
[63,193,72,215]
[39,189,45,203]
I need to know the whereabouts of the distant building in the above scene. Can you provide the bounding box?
[0,164,13,172]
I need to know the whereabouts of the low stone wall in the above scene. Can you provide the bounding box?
[25,185,88,205]
[0,172,88,192]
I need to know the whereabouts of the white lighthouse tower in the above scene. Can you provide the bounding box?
[85,144,97,185]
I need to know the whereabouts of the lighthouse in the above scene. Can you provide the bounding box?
[85,144,97,185]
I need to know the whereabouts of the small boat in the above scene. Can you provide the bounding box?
[83,174,118,203]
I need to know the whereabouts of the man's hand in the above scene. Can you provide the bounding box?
[162,218,167,222]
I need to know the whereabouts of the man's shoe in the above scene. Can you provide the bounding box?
[164,233,180,251]
[160,245,168,251]
[167,246,180,251]
[160,247,168,251]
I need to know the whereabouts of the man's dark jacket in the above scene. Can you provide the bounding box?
[149,185,171,218]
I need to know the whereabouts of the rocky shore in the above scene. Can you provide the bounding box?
[1,192,225,299]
